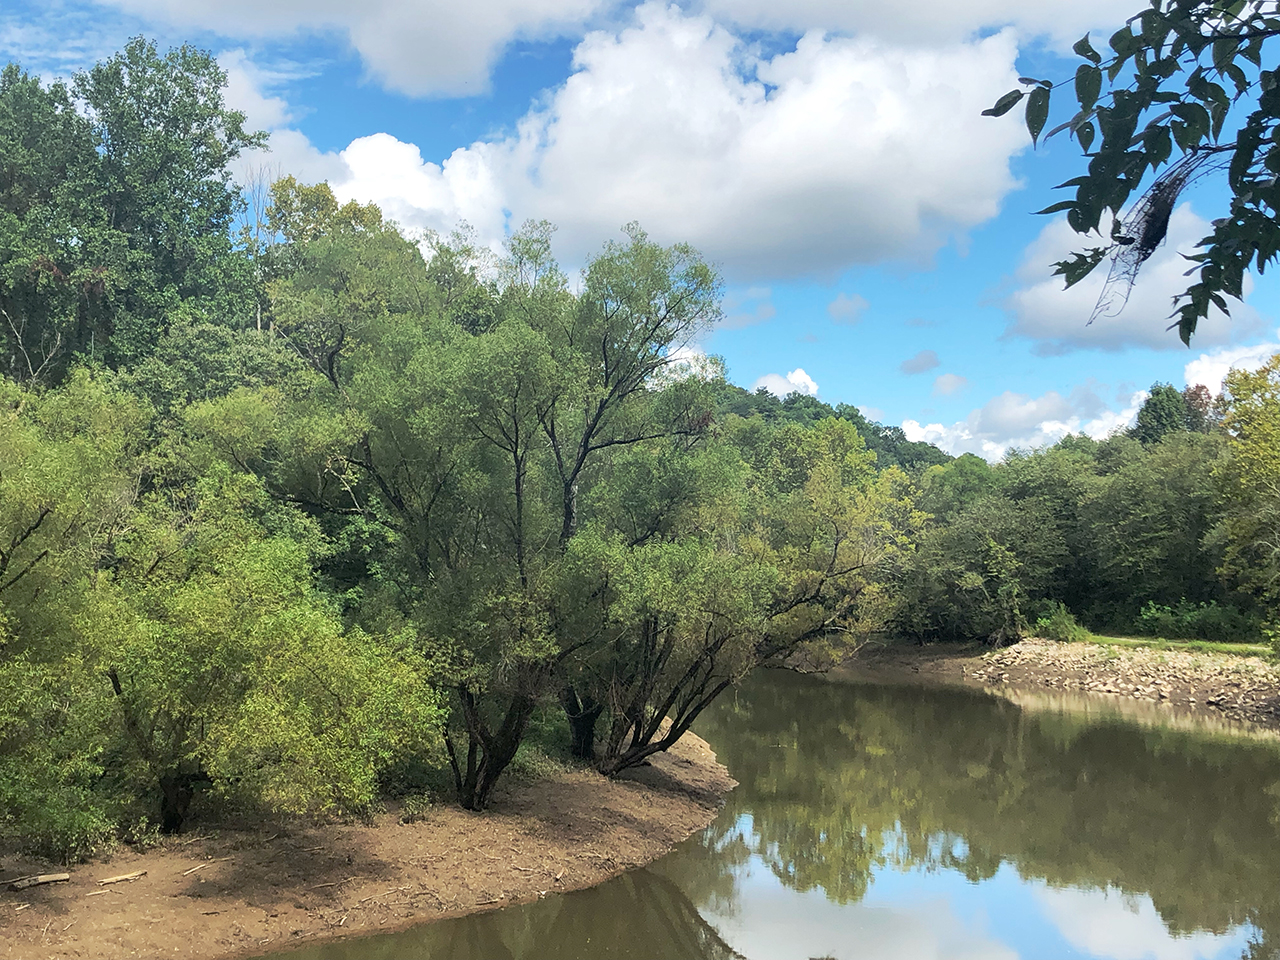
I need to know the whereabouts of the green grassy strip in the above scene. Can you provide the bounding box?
[1072,634,1272,657]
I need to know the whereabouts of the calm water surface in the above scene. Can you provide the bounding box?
[283,670,1280,960]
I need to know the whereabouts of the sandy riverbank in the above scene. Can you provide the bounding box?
[844,638,1280,733]
[0,732,734,960]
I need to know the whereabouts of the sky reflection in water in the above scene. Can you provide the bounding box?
[703,830,1252,960]
[282,670,1280,960]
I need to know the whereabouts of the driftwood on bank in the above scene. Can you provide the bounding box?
[7,873,71,891]
[97,870,146,885]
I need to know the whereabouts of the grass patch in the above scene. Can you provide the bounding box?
[1073,634,1272,658]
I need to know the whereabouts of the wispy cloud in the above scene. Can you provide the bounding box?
[900,349,940,375]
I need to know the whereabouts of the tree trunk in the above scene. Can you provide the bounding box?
[559,686,603,760]
[158,774,195,834]
[559,479,579,548]
[452,689,538,811]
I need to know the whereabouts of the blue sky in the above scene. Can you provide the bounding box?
[5,0,1278,458]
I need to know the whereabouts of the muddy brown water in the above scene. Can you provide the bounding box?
[268,668,1280,959]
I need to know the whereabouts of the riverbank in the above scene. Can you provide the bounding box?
[845,637,1280,732]
[0,732,734,960]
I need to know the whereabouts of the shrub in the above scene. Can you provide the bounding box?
[1034,602,1090,643]
[1135,600,1261,643]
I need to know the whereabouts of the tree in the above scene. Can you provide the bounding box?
[986,1,1280,343]
[0,65,108,382]
[0,369,442,847]
[0,39,264,382]
[74,38,265,366]
[1216,352,1280,616]
[1131,382,1193,443]
[1082,430,1225,611]
[83,463,440,833]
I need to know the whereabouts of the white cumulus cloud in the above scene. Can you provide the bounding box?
[234,4,1028,281]
[754,368,819,398]
[1003,204,1266,354]
[697,0,1136,49]
[93,0,1137,97]
[1183,333,1280,394]
[903,385,1147,460]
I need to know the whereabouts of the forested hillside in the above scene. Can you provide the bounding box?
[1,40,1277,860]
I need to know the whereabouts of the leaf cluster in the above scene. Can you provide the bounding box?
[985,1,1280,343]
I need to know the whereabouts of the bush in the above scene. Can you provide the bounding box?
[1034,602,1090,643]
[1135,600,1261,643]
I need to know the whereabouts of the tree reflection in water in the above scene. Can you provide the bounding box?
[279,866,745,960]
[695,669,1280,957]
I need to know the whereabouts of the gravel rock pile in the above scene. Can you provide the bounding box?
[965,638,1280,728]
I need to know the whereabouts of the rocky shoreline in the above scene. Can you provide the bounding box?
[0,732,735,960]
[848,638,1280,733]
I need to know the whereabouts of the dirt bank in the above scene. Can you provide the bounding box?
[0,732,734,960]
[847,638,1280,732]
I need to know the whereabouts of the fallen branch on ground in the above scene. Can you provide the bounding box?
[97,871,146,885]
[9,874,70,891]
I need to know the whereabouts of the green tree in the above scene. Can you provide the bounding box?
[0,39,264,382]
[986,1,1280,342]
[1131,382,1194,443]
[1217,352,1280,619]
[0,369,441,849]
[84,464,439,832]
[1083,430,1226,616]
[74,38,265,365]
[0,65,107,382]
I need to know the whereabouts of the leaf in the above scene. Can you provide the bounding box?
[1075,64,1102,110]
[982,89,1024,118]
[1078,121,1096,153]
[1047,118,1075,139]
[1108,25,1137,58]
[1073,33,1102,65]
[1034,200,1076,216]
[1212,38,1237,72]
[1052,247,1109,286]
[1223,62,1249,96]
[1053,175,1093,190]
[1026,86,1051,146]
[1138,9,1166,46]
[1144,124,1172,168]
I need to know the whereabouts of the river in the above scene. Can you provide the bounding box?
[275,668,1280,959]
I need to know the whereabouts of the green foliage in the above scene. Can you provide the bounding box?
[1132,383,1194,444]
[897,413,1260,644]
[0,39,264,382]
[1082,430,1225,615]
[0,64,105,383]
[709,381,951,474]
[73,38,265,366]
[1136,600,1261,642]
[986,2,1280,343]
[0,371,443,854]
[1034,601,1092,643]
[1217,353,1280,608]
